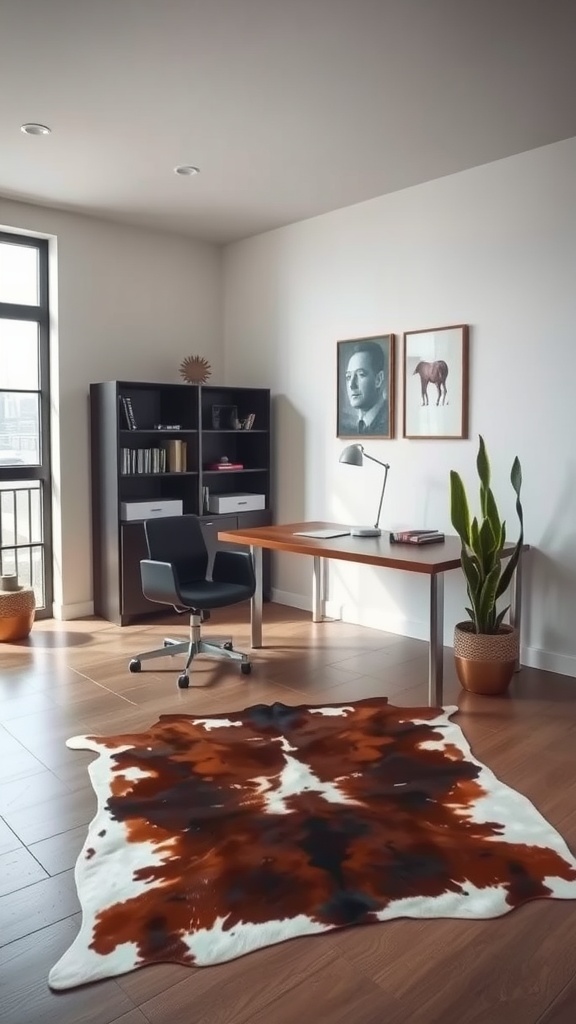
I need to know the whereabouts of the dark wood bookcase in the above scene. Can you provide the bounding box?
[90,380,272,625]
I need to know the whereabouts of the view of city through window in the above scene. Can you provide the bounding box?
[0,235,50,610]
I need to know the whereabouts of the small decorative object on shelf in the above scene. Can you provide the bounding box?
[239,412,256,429]
[206,456,244,470]
[179,354,212,384]
[0,573,36,642]
[154,423,181,431]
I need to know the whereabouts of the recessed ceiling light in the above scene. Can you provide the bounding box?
[20,123,51,136]
[174,165,200,176]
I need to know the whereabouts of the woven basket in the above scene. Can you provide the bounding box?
[454,622,518,662]
[0,583,36,642]
[453,622,518,695]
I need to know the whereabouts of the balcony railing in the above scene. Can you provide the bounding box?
[0,481,45,608]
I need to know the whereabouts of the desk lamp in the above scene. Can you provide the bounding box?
[339,444,390,537]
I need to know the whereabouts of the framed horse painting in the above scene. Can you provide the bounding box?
[402,324,469,439]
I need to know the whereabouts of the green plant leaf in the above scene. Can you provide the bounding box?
[510,455,524,530]
[485,487,502,548]
[470,516,480,557]
[465,606,475,622]
[477,435,490,486]
[450,471,471,545]
[495,605,510,630]
[461,547,482,629]
[478,563,501,632]
[461,547,481,592]
[478,516,498,573]
[496,545,522,599]
[511,456,522,499]
[496,455,523,599]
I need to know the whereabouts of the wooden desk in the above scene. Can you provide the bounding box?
[217,521,525,705]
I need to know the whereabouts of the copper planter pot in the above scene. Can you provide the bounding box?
[453,622,518,696]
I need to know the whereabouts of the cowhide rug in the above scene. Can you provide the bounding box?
[49,698,576,990]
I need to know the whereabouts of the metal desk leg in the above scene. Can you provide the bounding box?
[312,556,323,622]
[510,556,523,672]
[250,546,263,648]
[429,573,444,706]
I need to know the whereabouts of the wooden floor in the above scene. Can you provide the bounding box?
[1,603,576,1024]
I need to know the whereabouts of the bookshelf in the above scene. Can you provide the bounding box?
[90,380,272,625]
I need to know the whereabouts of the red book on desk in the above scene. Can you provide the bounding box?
[390,530,445,545]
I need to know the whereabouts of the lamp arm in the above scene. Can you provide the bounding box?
[373,464,390,530]
[362,451,389,470]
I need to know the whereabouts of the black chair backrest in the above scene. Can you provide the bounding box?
[144,515,209,584]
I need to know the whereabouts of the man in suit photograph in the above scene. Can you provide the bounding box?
[337,337,391,437]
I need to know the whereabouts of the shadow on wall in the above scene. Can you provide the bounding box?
[532,468,576,660]
[528,547,576,660]
[272,394,306,522]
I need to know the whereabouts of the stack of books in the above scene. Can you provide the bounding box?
[120,447,168,475]
[389,529,445,545]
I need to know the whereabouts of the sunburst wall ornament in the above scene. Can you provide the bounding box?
[179,355,212,384]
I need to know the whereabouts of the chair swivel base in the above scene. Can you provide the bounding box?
[129,635,252,688]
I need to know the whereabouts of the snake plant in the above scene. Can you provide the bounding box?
[450,436,523,635]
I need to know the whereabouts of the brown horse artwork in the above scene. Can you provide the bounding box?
[413,359,449,406]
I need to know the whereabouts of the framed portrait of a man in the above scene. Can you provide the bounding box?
[336,334,395,439]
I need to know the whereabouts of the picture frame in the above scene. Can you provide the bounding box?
[211,404,238,430]
[402,324,469,440]
[336,334,395,440]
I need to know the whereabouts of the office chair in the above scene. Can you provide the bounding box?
[128,514,255,688]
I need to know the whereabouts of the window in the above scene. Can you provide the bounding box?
[0,231,52,614]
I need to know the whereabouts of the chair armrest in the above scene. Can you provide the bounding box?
[140,559,184,607]
[212,550,256,591]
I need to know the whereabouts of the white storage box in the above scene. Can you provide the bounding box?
[207,493,266,514]
[120,499,183,522]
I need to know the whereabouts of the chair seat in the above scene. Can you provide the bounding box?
[178,579,253,610]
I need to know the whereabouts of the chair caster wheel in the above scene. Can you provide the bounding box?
[177,674,190,689]
[241,662,252,676]
[223,641,233,650]
[129,659,141,673]
[163,639,171,647]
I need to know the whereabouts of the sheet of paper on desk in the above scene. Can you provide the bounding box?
[293,529,351,539]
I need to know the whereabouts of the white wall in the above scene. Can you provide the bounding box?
[223,137,576,677]
[0,199,222,617]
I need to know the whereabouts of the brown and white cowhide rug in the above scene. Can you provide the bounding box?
[49,698,576,990]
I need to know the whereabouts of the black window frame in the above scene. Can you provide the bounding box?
[0,230,53,616]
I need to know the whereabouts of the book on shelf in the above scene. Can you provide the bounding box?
[166,439,187,473]
[206,460,244,470]
[390,529,445,545]
[120,396,137,430]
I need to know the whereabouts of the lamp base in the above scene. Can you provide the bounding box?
[350,526,382,537]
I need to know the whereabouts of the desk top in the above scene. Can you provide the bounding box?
[217,521,526,576]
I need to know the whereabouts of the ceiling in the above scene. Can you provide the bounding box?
[1,0,576,245]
